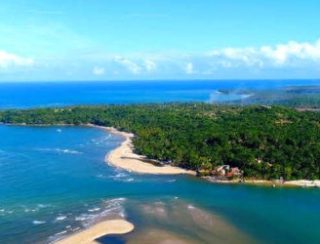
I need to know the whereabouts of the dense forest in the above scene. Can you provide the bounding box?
[1,104,320,180]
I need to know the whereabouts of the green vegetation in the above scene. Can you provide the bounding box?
[1,103,320,180]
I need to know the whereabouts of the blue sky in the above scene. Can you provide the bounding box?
[0,0,319,81]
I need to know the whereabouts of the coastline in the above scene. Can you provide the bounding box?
[91,125,196,175]
[1,123,320,243]
[284,180,320,188]
[95,125,319,187]
[206,177,320,188]
[54,219,134,244]
[1,123,319,187]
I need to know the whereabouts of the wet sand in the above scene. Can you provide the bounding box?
[124,199,256,244]
[55,219,134,244]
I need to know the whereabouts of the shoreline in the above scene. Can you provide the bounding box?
[206,177,320,188]
[90,125,196,175]
[2,123,320,243]
[93,124,319,187]
[54,219,134,244]
[1,123,319,187]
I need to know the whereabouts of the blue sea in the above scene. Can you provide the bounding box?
[0,79,319,108]
[0,80,320,244]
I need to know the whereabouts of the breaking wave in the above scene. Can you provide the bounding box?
[74,198,126,227]
[32,220,46,225]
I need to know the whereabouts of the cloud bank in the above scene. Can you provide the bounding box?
[209,39,320,68]
[1,39,319,80]
[0,51,34,70]
[83,39,320,78]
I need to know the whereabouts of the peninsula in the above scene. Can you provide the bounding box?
[1,103,320,183]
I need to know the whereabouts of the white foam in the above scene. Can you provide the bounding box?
[167,179,176,183]
[114,172,128,178]
[55,148,82,154]
[36,148,82,155]
[96,174,106,179]
[75,198,126,227]
[72,227,80,231]
[55,216,67,221]
[109,171,136,182]
[91,135,111,145]
[54,230,67,236]
[37,203,51,208]
[75,216,87,221]
[88,208,101,212]
[23,208,37,213]
[33,220,46,225]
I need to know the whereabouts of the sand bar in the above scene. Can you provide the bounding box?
[91,126,196,175]
[55,219,134,244]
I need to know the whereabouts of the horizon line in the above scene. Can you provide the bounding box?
[0,78,319,83]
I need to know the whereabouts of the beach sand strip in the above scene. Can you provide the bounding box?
[55,219,134,244]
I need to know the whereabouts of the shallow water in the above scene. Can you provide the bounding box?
[1,125,320,244]
[1,80,320,243]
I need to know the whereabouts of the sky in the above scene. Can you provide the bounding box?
[0,0,319,81]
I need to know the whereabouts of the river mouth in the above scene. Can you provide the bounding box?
[1,125,320,244]
[97,198,255,244]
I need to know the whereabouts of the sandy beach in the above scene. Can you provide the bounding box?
[285,180,320,187]
[242,179,320,188]
[55,219,134,244]
[96,126,196,175]
[90,124,320,187]
[7,123,320,187]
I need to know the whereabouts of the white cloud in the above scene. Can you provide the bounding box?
[108,39,320,77]
[114,56,142,74]
[92,66,105,76]
[143,59,157,72]
[208,39,320,68]
[260,40,320,64]
[0,50,34,69]
[184,62,194,74]
[71,39,318,79]
[4,38,317,80]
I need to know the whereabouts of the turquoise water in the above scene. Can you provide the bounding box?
[1,125,320,244]
[1,80,320,243]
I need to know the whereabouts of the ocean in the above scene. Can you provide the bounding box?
[0,79,319,108]
[0,80,320,244]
